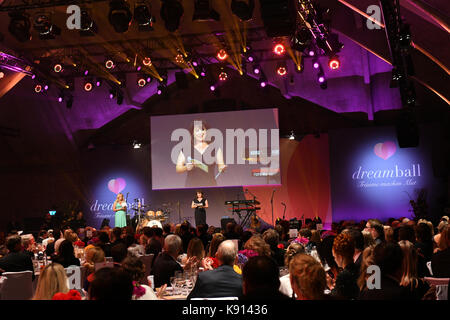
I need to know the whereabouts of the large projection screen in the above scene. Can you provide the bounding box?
[151,108,280,190]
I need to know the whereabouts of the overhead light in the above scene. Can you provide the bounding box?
[289,131,295,140]
[231,0,255,21]
[84,80,93,92]
[33,14,61,40]
[34,84,42,93]
[109,0,133,33]
[137,74,149,87]
[8,12,32,42]
[328,55,340,70]
[193,0,220,21]
[133,140,142,149]
[216,49,228,61]
[273,43,285,56]
[105,59,115,69]
[142,57,152,66]
[218,69,228,81]
[276,62,287,76]
[259,72,268,88]
[134,1,155,31]
[53,64,63,73]
[95,78,102,87]
[175,53,184,64]
[253,65,260,75]
[313,60,320,69]
[160,0,184,32]
[80,9,98,36]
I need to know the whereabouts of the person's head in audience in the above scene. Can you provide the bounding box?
[362,229,375,248]
[398,240,419,288]
[196,224,207,237]
[6,235,23,253]
[142,227,154,240]
[242,256,281,296]
[58,240,76,260]
[384,226,395,243]
[437,224,450,251]
[373,242,404,281]
[234,224,243,237]
[208,233,225,257]
[163,234,182,258]
[415,222,432,244]
[162,224,172,236]
[434,221,448,246]
[121,255,147,284]
[124,234,136,248]
[85,246,105,272]
[366,220,384,242]
[98,231,110,244]
[180,222,190,235]
[111,243,128,263]
[225,222,237,235]
[284,242,305,268]
[187,237,205,261]
[398,225,416,243]
[310,230,321,245]
[357,245,375,290]
[52,228,62,241]
[318,235,338,272]
[32,263,69,300]
[89,267,133,300]
[299,228,312,240]
[262,228,279,249]
[332,233,355,269]
[342,228,364,253]
[63,229,77,243]
[244,235,271,257]
[216,240,238,266]
[289,253,327,300]
[240,231,253,247]
[21,234,35,252]
[152,227,163,239]
[112,227,123,242]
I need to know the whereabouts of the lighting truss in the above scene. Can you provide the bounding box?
[0,51,33,75]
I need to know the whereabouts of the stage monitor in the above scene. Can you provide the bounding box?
[151,108,280,190]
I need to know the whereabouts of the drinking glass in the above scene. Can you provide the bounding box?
[170,276,176,294]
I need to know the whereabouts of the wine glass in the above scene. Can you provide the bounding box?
[170,276,176,294]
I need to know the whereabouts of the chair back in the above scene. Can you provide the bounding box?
[139,254,154,278]
[424,277,449,300]
[0,271,33,300]
[94,261,114,272]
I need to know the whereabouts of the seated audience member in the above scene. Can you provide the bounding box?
[45,228,61,256]
[83,246,106,275]
[431,224,450,277]
[55,228,77,254]
[241,255,290,300]
[203,233,226,270]
[152,234,183,288]
[146,236,162,257]
[239,231,253,250]
[398,240,429,299]
[52,240,80,268]
[32,263,69,300]
[187,240,242,299]
[357,246,375,292]
[111,243,128,264]
[317,235,339,280]
[433,220,448,249]
[359,242,414,300]
[279,243,305,298]
[180,222,194,253]
[223,221,240,240]
[196,224,211,250]
[0,235,35,279]
[21,234,37,259]
[126,234,145,257]
[182,237,205,271]
[331,233,360,300]
[37,230,48,244]
[89,267,133,300]
[398,225,416,243]
[111,227,125,247]
[342,228,364,271]
[243,235,271,258]
[121,256,158,300]
[262,229,285,267]
[162,224,173,238]
[415,222,434,276]
[96,231,112,257]
[289,253,328,300]
[366,220,385,245]
[384,226,395,243]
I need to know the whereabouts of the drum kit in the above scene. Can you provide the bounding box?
[132,201,171,231]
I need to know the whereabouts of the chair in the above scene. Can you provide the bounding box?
[94,261,114,272]
[424,277,449,300]
[139,254,154,278]
[426,261,433,276]
[0,271,34,300]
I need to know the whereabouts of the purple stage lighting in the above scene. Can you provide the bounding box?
[318,76,325,83]
[210,85,216,91]
[260,81,266,88]
[309,50,315,56]
[84,70,89,76]
[58,97,63,103]
[313,61,319,69]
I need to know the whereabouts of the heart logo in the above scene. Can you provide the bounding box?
[374,141,397,160]
[107,178,126,194]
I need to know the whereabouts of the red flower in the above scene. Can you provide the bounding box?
[277,243,284,250]
[52,289,82,300]
[74,240,85,247]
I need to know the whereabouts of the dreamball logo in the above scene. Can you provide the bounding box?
[352,141,422,188]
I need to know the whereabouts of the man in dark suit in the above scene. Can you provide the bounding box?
[187,240,242,299]
[0,235,35,280]
[152,234,183,288]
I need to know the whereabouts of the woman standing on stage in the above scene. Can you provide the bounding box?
[113,193,127,228]
[192,191,208,227]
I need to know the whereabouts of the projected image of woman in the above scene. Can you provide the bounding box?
[113,193,127,228]
[176,120,226,187]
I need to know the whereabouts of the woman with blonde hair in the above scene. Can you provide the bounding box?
[83,246,106,274]
[244,235,271,257]
[279,242,305,298]
[357,245,375,291]
[113,193,127,228]
[32,263,69,300]
[398,240,429,299]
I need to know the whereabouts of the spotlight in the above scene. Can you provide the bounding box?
[259,72,268,88]
[231,0,255,21]
[200,66,207,77]
[160,0,184,32]
[58,96,63,103]
[109,89,116,99]
[84,80,93,92]
[44,84,49,91]
[318,75,325,83]
[308,49,315,57]
[80,9,98,36]
[253,65,261,75]
[157,83,167,96]
[53,64,63,73]
[328,55,340,70]
[313,60,319,69]
[219,70,228,81]
[209,83,216,91]
[95,78,102,87]
[105,59,115,69]
[216,49,228,61]
[276,62,287,76]
[193,0,220,21]
[109,0,132,33]
[33,14,61,40]
[34,84,42,93]
[288,131,295,140]
[273,43,285,56]
[8,12,32,42]
[137,75,147,87]
[133,140,142,149]
[31,74,36,79]
[134,1,155,31]
[84,70,89,76]
[175,53,184,64]
[291,26,311,52]
[142,57,152,66]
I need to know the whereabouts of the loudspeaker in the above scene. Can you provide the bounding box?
[396,110,419,148]
[221,217,236,230]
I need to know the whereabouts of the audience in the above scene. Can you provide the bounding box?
[88,267,133,300]
[262,228,285,267]
[0,235,35,280]
[152,234,183,288]
[52,240,80,268]
[182,237,205,271]
[279,242,305,298]
[32,263,69,300]
[110,243,128,264]
[289,253,328,300]
[431,224,450,277]
[121,256,158,300]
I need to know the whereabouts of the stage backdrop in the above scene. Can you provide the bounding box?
[329,124,445,223]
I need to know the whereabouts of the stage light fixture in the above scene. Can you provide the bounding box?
[328,56,340,70]
[289,131,295,140]
[95,78,102,87]
[134,1,155,31]
[137,75,147,87]
[259,72,268,88]
[33,14,61,40]
[109,0,132,33]
[231,0,255,21]
[84,80,93,92]
[160,0,184,32]
[0,72,4,79]
[219,70,228,81]
[175,53,184,64]
[8,12,32,42]
[80,9,98,36]
[57,90,64,103]
[34,84,42,93]
[105,59,115,69]
[253,65,260,75]
[44,84,49,91]
[200,66,207,77]
[109,89,116,99]
[291,26,311,53]
[58,96,63,103]
[276,62,287,76]
[133,140,142,149]
[142,57,152,66]
[193,0,220,21]
[31,74,36,79]
[313,60,319,69]
[53,64,63,73]
[216,49,228,61]
[273,43,285,56]
[308,49,315,57]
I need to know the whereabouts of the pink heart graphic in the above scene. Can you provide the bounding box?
[374,141,397,160]
[107,178,126,194]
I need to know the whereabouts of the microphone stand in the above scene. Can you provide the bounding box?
[271,189,276,226]
[282,203,286,220]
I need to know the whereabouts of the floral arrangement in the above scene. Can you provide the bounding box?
[87,237,99,245]
[52,289,82,300]
[277,243,285,250]
[74,240,85,247]
[238,249,259,259]
[132,281,146,298]
[292,236,309,246]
